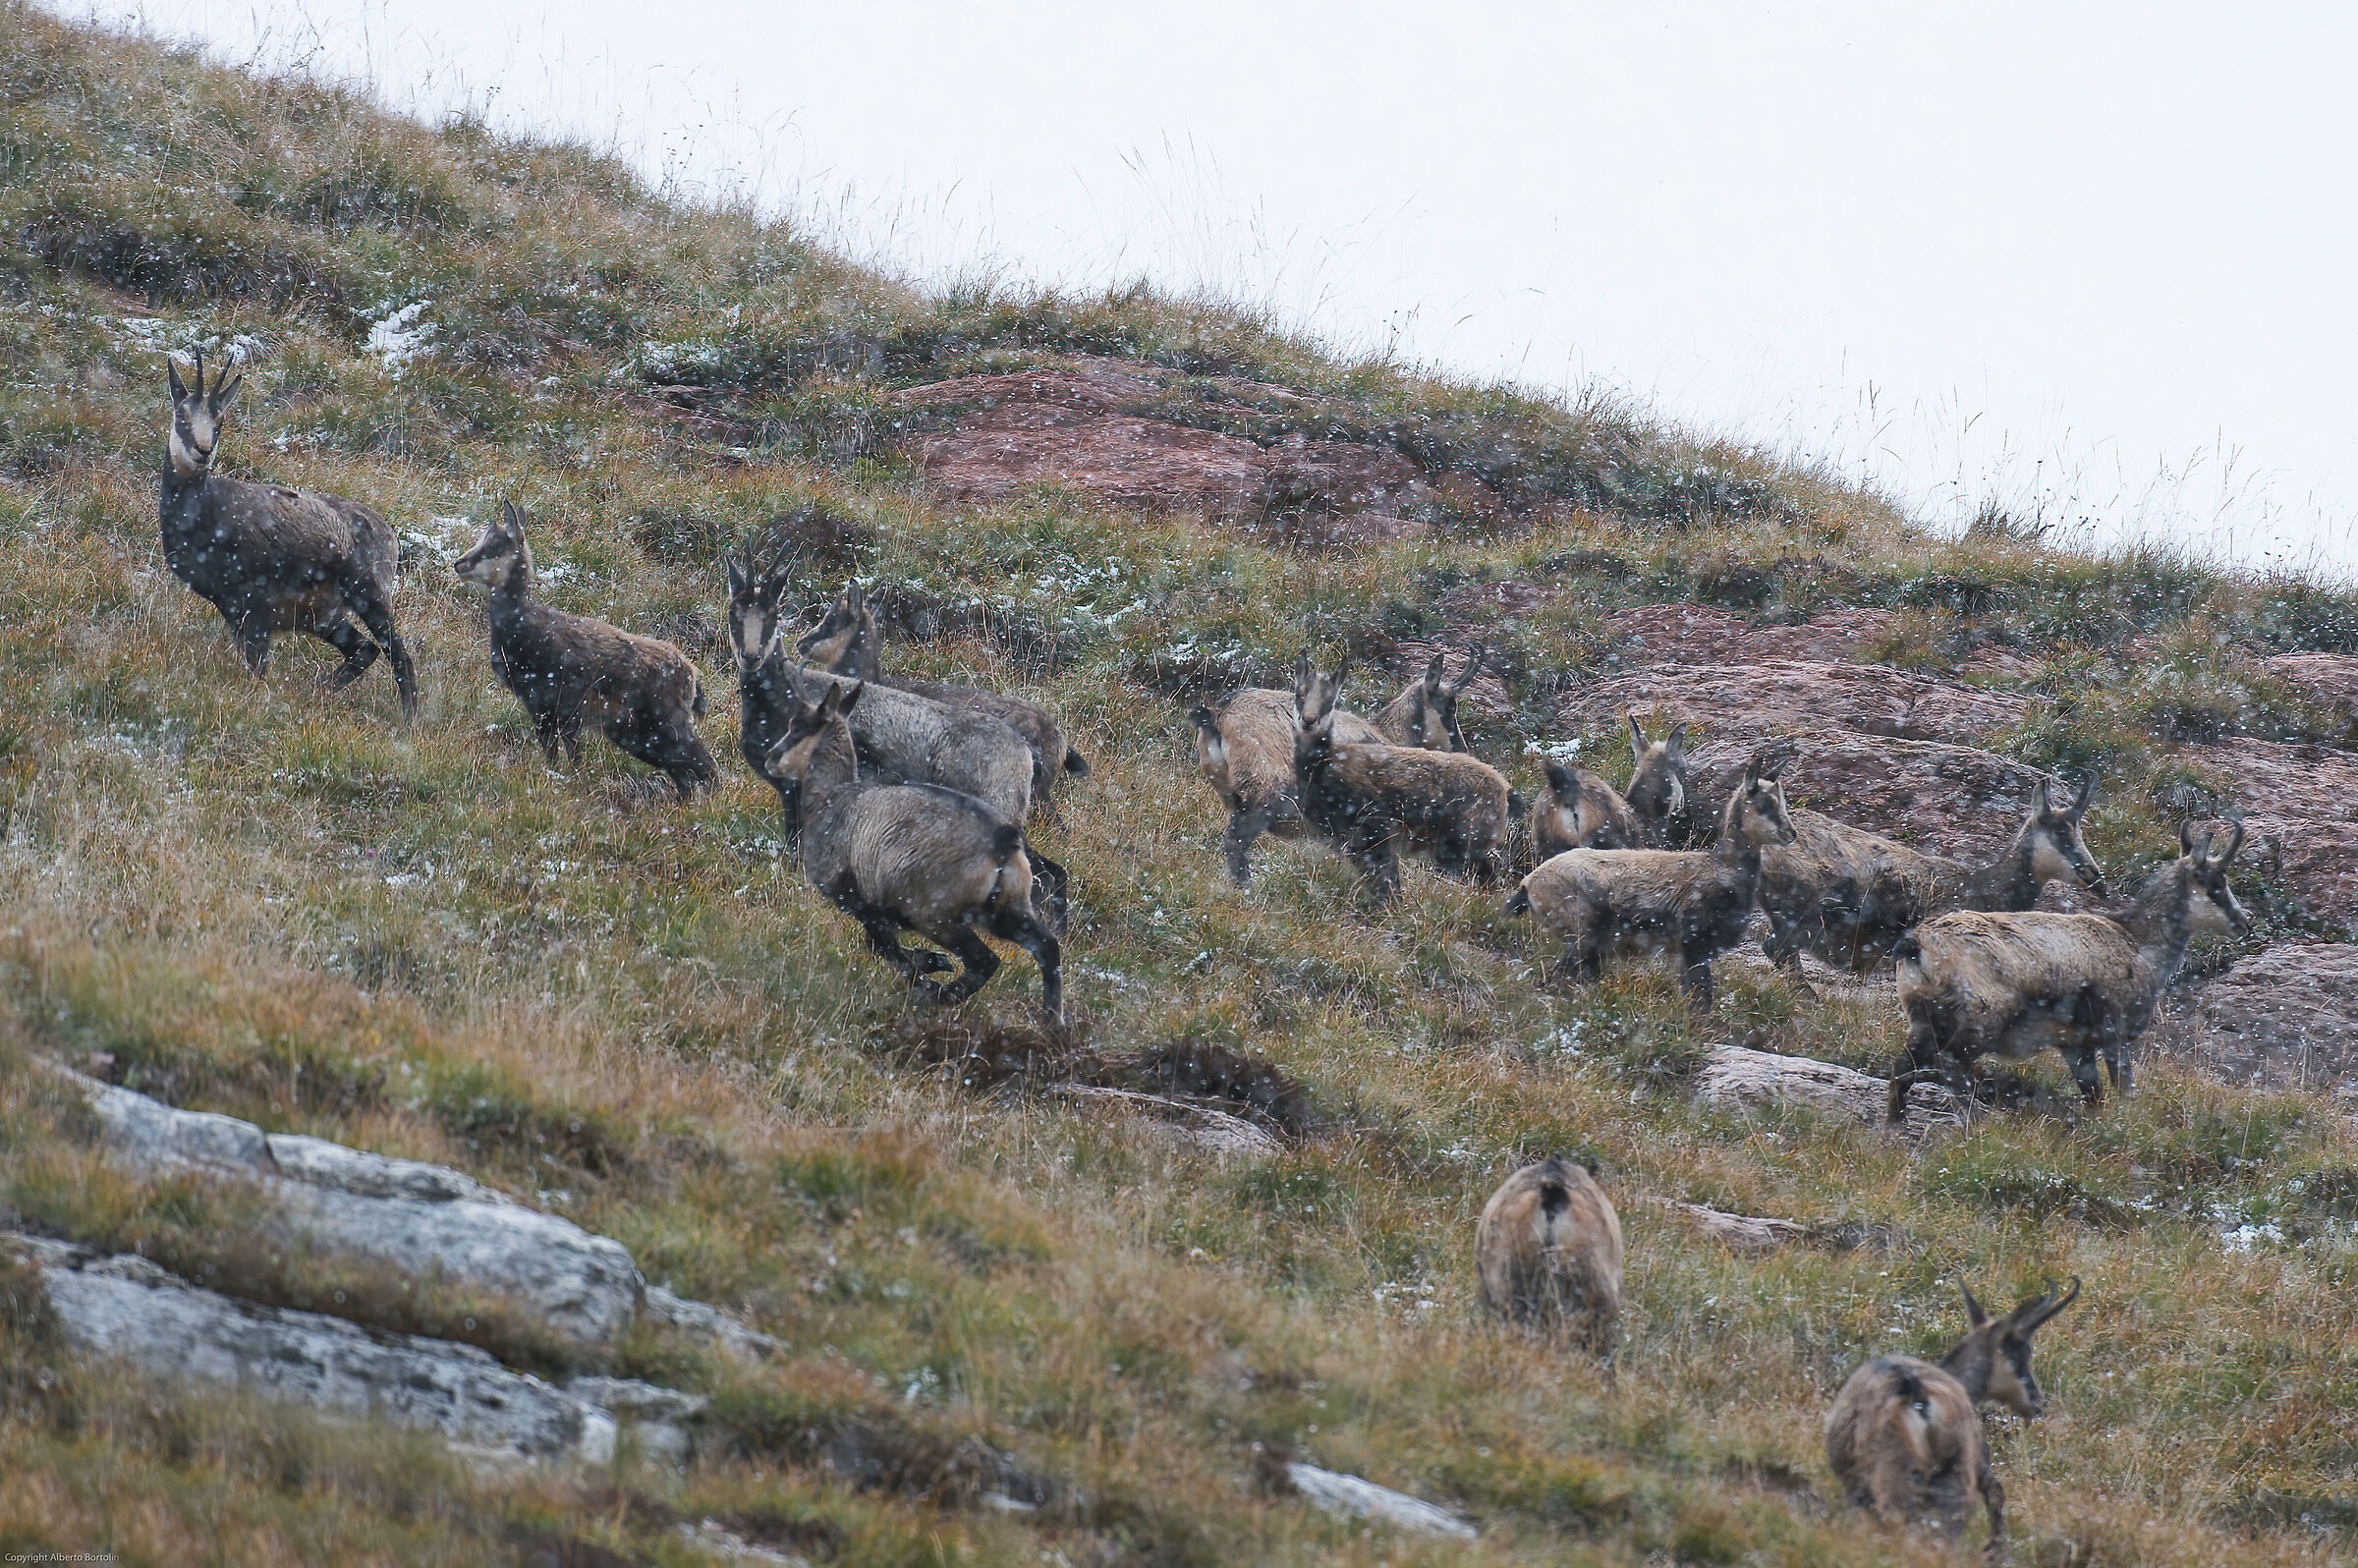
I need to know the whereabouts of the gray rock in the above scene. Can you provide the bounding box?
[1695,1043,1963,1135]
[1284,1460,1477,1540]
[5,1232,593,1459]
[2161,943,2358,1092]
[566,1375,709,1465]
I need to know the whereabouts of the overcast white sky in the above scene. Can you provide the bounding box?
[64,1,2358,574]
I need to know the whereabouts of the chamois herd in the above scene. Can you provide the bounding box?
[161,355,2268,1553]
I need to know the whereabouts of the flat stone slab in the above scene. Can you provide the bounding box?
[1695,1043,1962,1135]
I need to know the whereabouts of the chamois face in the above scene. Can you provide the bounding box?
[724,532,798,676]
[1292,662,1347,768]
[164,353,242,480]
[2027,774,2106,896]
[1957,1277,2080,1418]
[795,580,868,671]
[1724,764,1797,849]
[453,506,531,592]
[2177,820,2252,936]
[1625,717,1690,845]
[762,681,865,788]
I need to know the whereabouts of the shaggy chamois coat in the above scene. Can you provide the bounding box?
[1475,1156,1623,1354]
[1534,757,1646,859]
[725,547,1067,928]
[455,504,715,799]
[764,682,1061,1017]
[1506,756,1796,1010]
[158,352,418,719]
[1759,773,2105,982]
[1190,655,1382,886]
[1294,664,1513,900]
[1888,822,2249,1119]
[1825,1278,2079,1555]
[796,580,1089,811]
[1371,644,1488,752]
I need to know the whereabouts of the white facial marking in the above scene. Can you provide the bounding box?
[1664,776,1685,818]
[734,605,762,656]
[2031,841,2071,885]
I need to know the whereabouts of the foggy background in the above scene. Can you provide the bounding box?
[58,1,2358,573]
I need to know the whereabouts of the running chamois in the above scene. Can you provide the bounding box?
[158,352,419,719]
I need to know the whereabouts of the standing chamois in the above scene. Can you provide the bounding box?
[1190,654,1384,886]
[455,505,716,799]
[1294,662,1513,901]
[764,682,1061,1017]
[1758,771,2106,987]
[1886,821,2250,1120]
[1506,753,1795,1010]
[1372,644,1489,752]
[1475,1156,1623,1356]
[1825,1278,2079,1557]
[795,579,1089,812]
[1532,718,1695,859]
[158,352,418,719]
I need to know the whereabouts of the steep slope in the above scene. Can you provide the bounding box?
[3,7,2358,1563]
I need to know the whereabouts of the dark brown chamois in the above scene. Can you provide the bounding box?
[795,579,1089,813]
[1624,716,1693,847]
[158,352,418,719]
[1825,1278,2079,1557]
[454,504,715,799]
[1372,644,1489,752]
[764,682,1061,1017]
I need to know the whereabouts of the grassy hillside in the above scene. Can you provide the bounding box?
[3,7,2357,1563]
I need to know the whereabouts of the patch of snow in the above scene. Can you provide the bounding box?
[366,301,435,377]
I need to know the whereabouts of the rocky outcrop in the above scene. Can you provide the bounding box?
[890,362,1452,540]
[1561,661,2027,749]
[2,1232,675,1461]
[2268,652,2358,737]
[55,1065,778,1360]
[1694,1043,1962,1135]
[2171,740,2358,928]
[2160,944,2358,1093]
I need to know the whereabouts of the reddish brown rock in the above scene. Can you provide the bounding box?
[1686,729,2052,864]
[1560,661,2027,749]
[2158,943,2358,1093]
[2268,653,2358,736]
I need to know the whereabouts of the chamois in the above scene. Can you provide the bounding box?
[1825,1277,2079,1556]
[1190,655,1382,886]
[1294,663,1513,901]
[454,505,716,800]
[1475,1156,1623,1355]
[725,544,1067,928]
[1506,754,1795,1010]
[1372,644,1488,752]
[797,579,1090,811]
[1533,757,1645,859]
[1624,716,1693,847]
[158,352,419,719]
[1887,821,2250,1120]
[1758,772,2105,985]
[764,682,1061,1017]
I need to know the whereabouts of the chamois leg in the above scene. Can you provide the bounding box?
[1887,1014,1944,1123]
[1221,804,1274,886]
[1344,824,1400,904]
[855,910,953,980]
[2103,1027,2136,1097]
[992,905,1064,1020]
[1677,946,1715,1012]
[314,612,381,693]
[1560,936,1602,985]
[235,611,273,677]
[1978,1460,2007,1562]
[923,924,1001,1007]
[530,709,565,765]
[2062,1043,2105,1105]
[558,716,585,767]
[1760,913,1816,995]
[350,592,419,721]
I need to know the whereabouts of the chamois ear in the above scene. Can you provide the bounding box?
[1627,714,1647,765]
[1293,650,1314,702]
[166,356,188,402]
[837,679,867,715]
[1422,651,1447,694]
[2180,819,2201,857]
[1665,722,1688,763]
[2071,773,2097,817]
[502,501,527,538]
[1959,1280,1990,1328]
[1543,756,1576,795]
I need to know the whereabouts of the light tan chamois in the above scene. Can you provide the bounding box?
[1535,716,1693,858]
[1887,821,2250,1120]
[1506,754,1796,1010]
[1759,771,2105,986]
[159,352,419,719]
[1372,644,1489,751]
[1475,1156,1623,1355]
[763,682,1061,1017]
[796,580,1089,812]
[1189,654,1383,886]
[455,504,716,799]
[1294,662,1514,901]
[1825,1278,2079,1557]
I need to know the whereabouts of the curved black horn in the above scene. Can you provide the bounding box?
[2019,1275,2082,1331]
[1451,642,1488,695]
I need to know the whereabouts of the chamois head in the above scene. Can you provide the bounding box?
[1718,748,1797,849]
[1947,1277,2080,1418]
[1625,715,1692,847]
[796,579,879,676]
[761,679,866,789]
[1394,644,1488,751]
[1540,757,1623,846]
[2172,819,2253,936]
[1292,658,1350,767]
[453,503,533,593]
[2024,773,2106,896]
[164,349,243,480]
[724,531,799,677]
